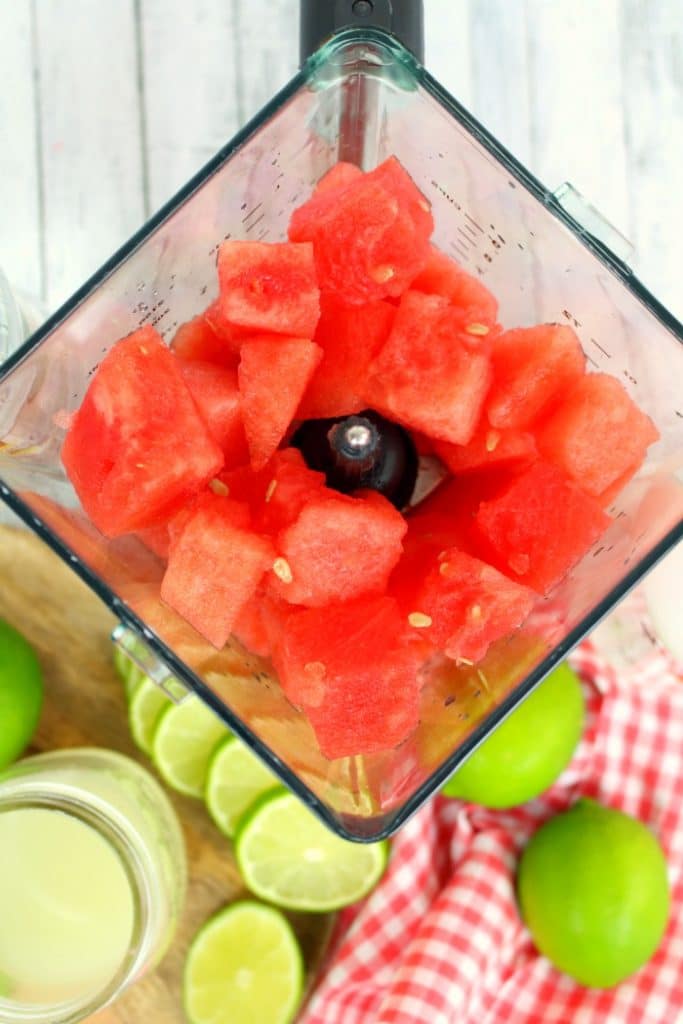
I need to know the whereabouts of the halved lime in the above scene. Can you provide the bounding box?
[128,677,170,755]
[112,645,146,701]
[235,788,389,911]
[184,901,303,1024]
[152,697,229,798]
[206,737,279,838]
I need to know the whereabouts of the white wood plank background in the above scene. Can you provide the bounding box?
[0,0,681,320]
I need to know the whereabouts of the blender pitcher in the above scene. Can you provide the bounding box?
[0,0,681,841]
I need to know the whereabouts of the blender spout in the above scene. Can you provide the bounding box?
[299,0,424,65]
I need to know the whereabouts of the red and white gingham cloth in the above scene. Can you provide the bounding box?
[300,637,683,1024]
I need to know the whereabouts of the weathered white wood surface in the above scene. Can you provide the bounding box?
[1,0,681,318]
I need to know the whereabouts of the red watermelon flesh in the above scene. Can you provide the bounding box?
[273,596,423,758]
[255,448,327,535]
[270,491,407,607]
[289,159,432,305]
[486,324,586,429]
[411,547,535,664]
[435,423,537,475]
[217,241,320,338]
[364,291,492,445]
[314,161,363,195]
[178,360,249,466]
[410,245,499,327]
[298,296,395,418]
[171,309,240,366]
[475,461,611,595]
[536,372,660,497]
[233,588,292,659]
[61,326,224,537]
[136,523,171,561]
[238,337,323,469]
[161,493,276,649]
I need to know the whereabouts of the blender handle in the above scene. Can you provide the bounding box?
[299,0,424,65]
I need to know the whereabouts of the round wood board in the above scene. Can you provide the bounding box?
[0,525,334,1023]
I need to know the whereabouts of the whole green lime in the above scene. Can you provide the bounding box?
[441,662,584,807]
[517,799,670,987]
[0,619,44,769]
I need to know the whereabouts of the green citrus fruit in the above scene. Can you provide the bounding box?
[441,662,584,807]
[517,799,670,987]
[0,619,44,769]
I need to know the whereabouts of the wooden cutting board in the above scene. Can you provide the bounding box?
[0,525,334,1023]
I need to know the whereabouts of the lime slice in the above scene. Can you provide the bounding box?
[0,620,43,770]
[112,645,146,701]
[205,737,279,838]
[184,901,303,1024]
[128,677,171,755]
[235,788,389,911]
[152,697,229,798]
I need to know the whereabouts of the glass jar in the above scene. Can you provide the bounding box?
[0,748,187,1023]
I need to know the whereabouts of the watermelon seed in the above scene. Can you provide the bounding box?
[408,612,432,629]
[209,478,229,497]
[272,557,293,583]
[370,264,395,284]
[418,198,431,212]
[265,479,278,503]
[135,462,146,469]
[304,661,326,680]
[456,657,474,667]
[485,430,501,452]
[465,323,490,337]
[476,668,490,692]
[469,604,482,620]
[508,553,530,575]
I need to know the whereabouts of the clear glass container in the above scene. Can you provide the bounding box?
[0,748,187,1022]
[0,29,681,841]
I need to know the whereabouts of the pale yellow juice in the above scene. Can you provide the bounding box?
[0,807,135,1004]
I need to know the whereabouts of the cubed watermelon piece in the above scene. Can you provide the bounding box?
[475,461,611,595]
[178,360,249,467]
[171,308,240,366]
[364,291,492,445]
[298,296,395,418]
[271,491,407,607]
[536,372,659,497]
[314,161,363,195]
[435,423,537,475]
[273,596,423,758]
[161,493,275,648]
[486,324,586,429]
[217,241,320,338]
[233,589,291,659]
[61,327,224,537]
[410,548,535,663]
[289,157,433,305]
[410,245,499,327]
[238,337,323,470]
[254,448,327,534]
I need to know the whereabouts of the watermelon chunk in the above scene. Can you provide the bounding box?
[314,161,363,195]
[298,296,395,418]
[136,523,171,561]
[254,448,327,535]
[171,308,240,366]
[475,461,611,595]
[61,327,224,537]
[273,596,423,758]
[238,337,323,469]
[161,493,275,648]
[435,424,537,475]
[217,241,320,338]
[536,372,660,497]
[409,548,535,664]
[178,360,248,467]
[410,245,499,327]
[364,291,492,445]
[486,324,586,429]
[289,157,433,305]
[271,491,407,607]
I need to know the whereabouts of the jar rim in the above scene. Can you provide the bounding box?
[0,791,150,1023]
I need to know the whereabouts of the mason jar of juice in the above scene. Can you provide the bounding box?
[0,748,187,1022]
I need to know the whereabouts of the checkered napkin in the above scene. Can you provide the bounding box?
[300,639,683,1024]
